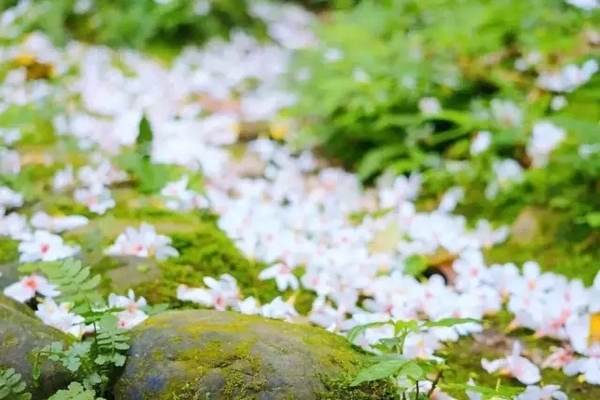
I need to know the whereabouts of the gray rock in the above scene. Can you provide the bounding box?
[0,260,20,291]
[112,310,392,400]
[0,295,72,399]
[98,255,162,292]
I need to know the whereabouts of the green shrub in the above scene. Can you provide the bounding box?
[0,0,268,49]
[284,0,600,234]
[285,0,600,180]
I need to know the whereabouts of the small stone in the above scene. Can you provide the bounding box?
[0,295,72,399]
[112,310,392,400]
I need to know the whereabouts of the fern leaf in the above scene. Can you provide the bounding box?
[36,259,104,315]
[93,314,130,370]
[47,382,100,400]
[0,367,31,400]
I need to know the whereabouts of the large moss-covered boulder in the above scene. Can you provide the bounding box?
[0,295,72,399]
[112,310,395,400]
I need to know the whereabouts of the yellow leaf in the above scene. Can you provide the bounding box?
[269,123,287,141]
[589,312,600,346]
[13,52,35,67]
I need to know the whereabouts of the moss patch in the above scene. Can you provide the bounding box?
[442,334,600,399]
[113,310,396,399]
[317,372,398,400]
[0,237,19,264]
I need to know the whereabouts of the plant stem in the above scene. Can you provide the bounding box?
[427,370,443,397]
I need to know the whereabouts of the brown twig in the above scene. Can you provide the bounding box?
[427,370,444,398]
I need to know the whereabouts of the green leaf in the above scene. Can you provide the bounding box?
[399,361,425,380]
[356,144,406,181]
[23,258,105,321]
[0,367,32,400]
[422,318,482,328]
[345,321,391,344]
[393,320,420,333]
[47,382,98,400]
[135,114,154,164]
[140,303,170,316]
[366,354,410,363]
[403,255,429,277]
[350,360,406,386]
[577,212,600,228]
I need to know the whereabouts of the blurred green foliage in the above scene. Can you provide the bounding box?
[0,0,268,49]
[284,0,600,231]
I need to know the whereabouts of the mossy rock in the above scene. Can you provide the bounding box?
[0,237,20,289]
[112,310,396,400]
[0,236,19,264]
[91,255,162,294]
[0,295,73,399]
[0,260,20,291]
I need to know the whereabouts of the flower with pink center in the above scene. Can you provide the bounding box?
[3,274,59,303]
[481,341,541,385]
[18,230,79,262]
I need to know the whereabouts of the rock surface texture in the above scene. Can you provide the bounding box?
[0,295,72,399]
[112,309,390,400]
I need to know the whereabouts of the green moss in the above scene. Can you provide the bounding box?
[84,209,316,309]
[483,220,599,285]
[442,335,600,399]
[123,310,396,399]
[454,196,599,284]
[432,311,600,399]
[135,320,268,399]
[0,237,18,264]
[37,193,92,217]
[317,372,398,400]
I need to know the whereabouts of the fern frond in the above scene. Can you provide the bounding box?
[93,314,130,369]
[47,382,102,400]
[0,367,31,400]
[25,258,104,315]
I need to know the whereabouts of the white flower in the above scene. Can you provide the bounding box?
[52,165,75,193]
[516,384,568,400]
[527,121,566,168]
[35,298,88,338]
[0,147,21,175]
[73,184,115,215]
[176,274,240,311]
[18,230,79,262]
[260,296,298,321]
[235,296,261,315]
[419,97,442,116]
[481,341,541,385]
[30,211,89,233]
[258,258,299,292]
[470,131,492,156]
[0,186,23,209]
[3,274,59,303]
[104,222,179,260]
[490,99,522,127]
[485,159,524,200]
[550,96,567,111]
